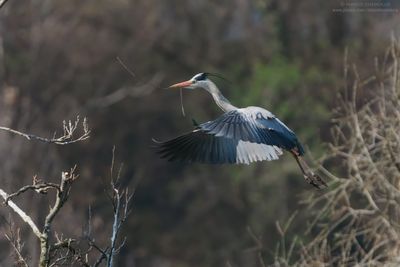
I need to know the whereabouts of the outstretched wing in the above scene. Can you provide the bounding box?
[155,107,304,164]
[199,108,305,155]
[155,128,282,165]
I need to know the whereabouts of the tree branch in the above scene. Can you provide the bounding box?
[0,116,90,145]
[5,230,29,267]
[5,181,60,205]
[39,170,78,267]
[49,239,90,267]
[107,188,121,267]
[0,188,41,238]
[0,0,9,9]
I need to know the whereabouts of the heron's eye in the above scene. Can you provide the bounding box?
[192,79,197,83]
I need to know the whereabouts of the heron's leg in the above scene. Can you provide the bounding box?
[291,151,327,189]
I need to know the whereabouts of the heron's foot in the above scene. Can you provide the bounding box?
[303,171,327,189]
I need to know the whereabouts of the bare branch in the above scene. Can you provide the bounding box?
[107,188,121,267]
[0,0,9,9]
[0,138,134,266]
[0,188,41,238]
[277,38,400,266]
[107,186,134,267]
[5,182,60,205]
[0,113,129,266]
[5,230,29,267]
[40,169,78,267]
[100,149,135,267]
[0,116,90,145]
[49,239,90,267]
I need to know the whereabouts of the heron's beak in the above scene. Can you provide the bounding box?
[168,80,193,89]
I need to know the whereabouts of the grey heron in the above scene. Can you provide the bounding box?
[155,73,327,189]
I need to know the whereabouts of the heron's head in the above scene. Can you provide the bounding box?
[168,73,210,90]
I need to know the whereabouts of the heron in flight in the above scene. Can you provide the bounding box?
[155,73,326,189]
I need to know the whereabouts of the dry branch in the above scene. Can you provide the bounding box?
[5,230,29,267]
[0,189,42,238]
[0,168,85,267]
[274,38,400,266]
[275,39,400,266]
[0,0,9,9]
[39,170,78,267]
[0,116,90,145]
[107,187,133,267]
[0,116,91,266]
[71,147,135,267]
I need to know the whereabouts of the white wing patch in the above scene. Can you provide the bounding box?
[235,140,283,165]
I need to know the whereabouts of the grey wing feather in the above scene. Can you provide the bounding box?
[155,128,282,165]
[200,110,265,143]
[199,108,305,155]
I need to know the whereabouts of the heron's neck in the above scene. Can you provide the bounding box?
[207,81,237,112]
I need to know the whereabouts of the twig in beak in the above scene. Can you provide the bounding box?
[180,88,186,117]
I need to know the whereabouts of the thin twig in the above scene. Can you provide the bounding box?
[5,231,29,267]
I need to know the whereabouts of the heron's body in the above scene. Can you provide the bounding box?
[155,73,326,188]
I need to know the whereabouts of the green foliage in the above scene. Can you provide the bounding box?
[243,57,302,107]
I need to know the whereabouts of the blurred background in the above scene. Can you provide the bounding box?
[0,1,399,266]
